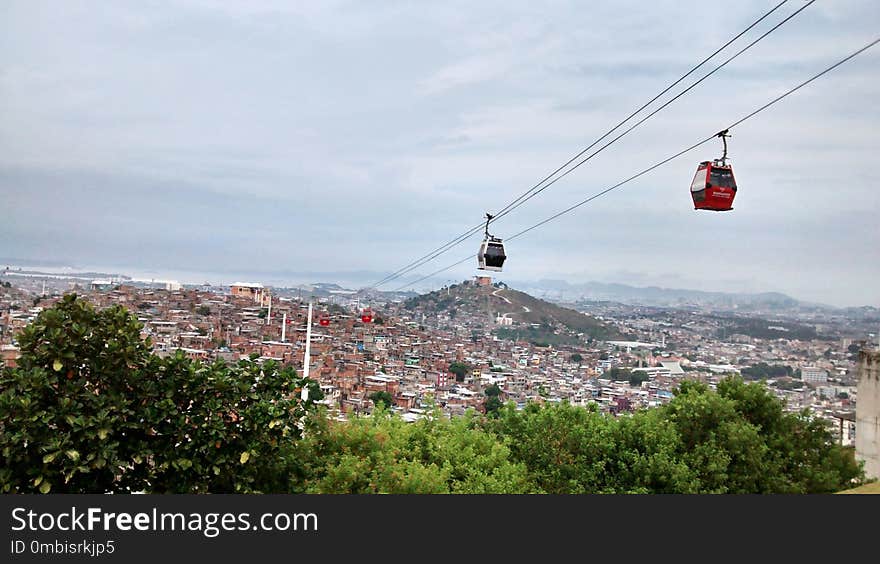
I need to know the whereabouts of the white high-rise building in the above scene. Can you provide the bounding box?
[801,366,828,384]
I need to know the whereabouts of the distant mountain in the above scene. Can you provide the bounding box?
[9,259,862,313]
[0,257,76,268]
[505,278,808,311]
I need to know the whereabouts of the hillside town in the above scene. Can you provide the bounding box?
[1,271,875,447]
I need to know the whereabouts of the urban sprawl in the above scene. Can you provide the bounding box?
[2,270,876,448]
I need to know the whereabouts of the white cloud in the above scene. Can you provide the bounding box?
[1,0,878,306]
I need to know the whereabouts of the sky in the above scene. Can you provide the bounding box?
[1,0,878,307]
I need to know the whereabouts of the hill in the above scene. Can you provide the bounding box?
[402,280,622,345]
[509,278,810,311]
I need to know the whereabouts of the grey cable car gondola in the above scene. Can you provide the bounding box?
[477,213,506,272]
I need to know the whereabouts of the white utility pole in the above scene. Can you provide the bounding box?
[302,301,312,401]
[281,312,287,342]
[266,291,272,325]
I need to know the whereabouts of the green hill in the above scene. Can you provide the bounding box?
[402,280,621,344]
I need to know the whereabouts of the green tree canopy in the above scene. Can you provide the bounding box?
[369,391,393,409]
[289,409,535,493]
[604,367,632,381]
[448,361,470,382]
[0,294,322,494]
[0,296,863,495]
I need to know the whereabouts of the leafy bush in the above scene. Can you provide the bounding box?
[0,295,322,493]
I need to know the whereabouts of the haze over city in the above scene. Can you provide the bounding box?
[2,0,878,306]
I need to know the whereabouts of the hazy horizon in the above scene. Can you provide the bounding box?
[3,256,877,309]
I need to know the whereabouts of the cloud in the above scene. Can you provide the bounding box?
[1,0,878,306]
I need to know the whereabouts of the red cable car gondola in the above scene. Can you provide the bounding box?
[360,308,373,323]
[318,313,330,327]
[691,130,737,212]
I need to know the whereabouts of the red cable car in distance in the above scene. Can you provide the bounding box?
[360,308,373,323]
[691,130,737,212]
[318,313,331,327]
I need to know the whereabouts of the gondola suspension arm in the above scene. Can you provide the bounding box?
[716,129,731,166]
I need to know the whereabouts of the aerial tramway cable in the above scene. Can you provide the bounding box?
[484,0,816,225]
[371,0,806,289]
[391,36,880,292]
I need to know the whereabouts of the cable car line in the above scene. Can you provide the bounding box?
[370,223,485,289]
[486,0,799,225]
[370,1,795,289]
[392,133,718,292]
[372,1,796,290]
[390,35,880,292]
[392,256,473,293]
[477,0,817,225]
[370,0,810,290]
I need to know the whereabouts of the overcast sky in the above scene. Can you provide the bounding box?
[2,0,878,307]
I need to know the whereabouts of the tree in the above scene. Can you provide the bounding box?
[369,391,393,409]
[740,362,794,380]
[629,371,649,387]
[604,367,632,382]
[2,295,863,495]
[0,295,154,493]
[491,402,617,493]
[0,294,322,494]
[196,305,211,316]
[663,377,863,493]
[448,361,470,383]
[570,353,583,363]
[484,396,503,417]
[287,407,532,494]
[487,377,864,494]
[483,384,503,417]
[142,353,322,494]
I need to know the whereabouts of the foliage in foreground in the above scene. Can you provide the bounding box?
[289,407,536,493]
[0,295,864,494]
[0,295,321,493]
[291,377,862,494]
[490,378,862,494]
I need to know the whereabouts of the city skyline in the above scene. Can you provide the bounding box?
[2,1,879,307]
